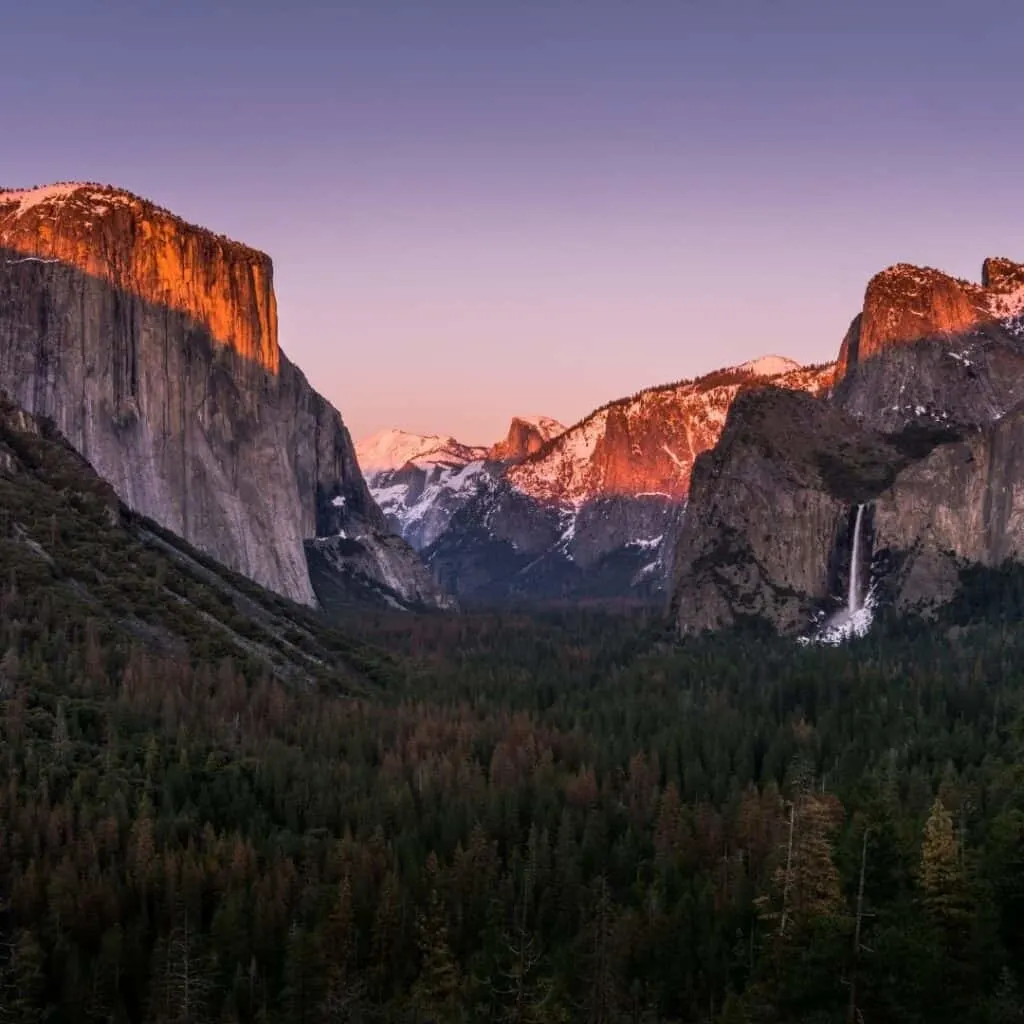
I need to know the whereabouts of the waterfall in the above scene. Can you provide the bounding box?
[847,503,865,614]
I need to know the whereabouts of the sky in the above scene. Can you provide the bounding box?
[3,0,1024,444]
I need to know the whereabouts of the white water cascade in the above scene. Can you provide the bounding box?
[799,503,874,645]
[847,503,866,615]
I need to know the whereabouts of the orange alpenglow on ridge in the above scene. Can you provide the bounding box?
[0,182,280,374]
[837,257,1024,379]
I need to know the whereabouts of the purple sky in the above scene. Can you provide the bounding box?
[4,0,1024,444]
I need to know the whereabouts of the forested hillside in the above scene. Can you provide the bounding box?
[3,399,1024,1022]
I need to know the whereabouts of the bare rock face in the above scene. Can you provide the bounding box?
[672,254,1024,635]
[836,258,1024,379]
[835,325,1024,433]
[488,416,565,463]
[417,359,832,603]
[0,183,446,609]
[670,388,895,634]
[507,360,834,505]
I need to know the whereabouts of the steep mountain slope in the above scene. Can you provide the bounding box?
[507,357,829,504]
[672,257,1024,636]
[414,358,834,602]
[0,393,393,689]
[356,427,494,551]
[0,182,446,611]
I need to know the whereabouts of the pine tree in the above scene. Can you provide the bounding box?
[0,930,47,1024]
[148,909,213,1024]
[987,967,1024,1024]
[412,853,464,1023]
[282,922,324,1024]
[0,646,18,697]
[749,781,848,1022]
[493,854,560,1024]
[919,797,974,1020]
[919,798,969,930]
[764,787,844,939]
[320,877,365,1022]
[369,871,402,1002]
[579,877,624,1024]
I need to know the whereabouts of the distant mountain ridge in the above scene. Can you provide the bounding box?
[356,429,489,473]
[358,356,833,603]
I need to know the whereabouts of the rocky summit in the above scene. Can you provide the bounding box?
[836,257,1024,379]
[0,182,447,611]
[487,415,565,462]
[671,257,1024,636]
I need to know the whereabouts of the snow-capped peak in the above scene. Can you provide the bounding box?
[355,428,487,474]
[736,355,802,378]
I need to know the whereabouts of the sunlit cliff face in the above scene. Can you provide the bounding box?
[0,183,279,374]
[837,258,1024,380]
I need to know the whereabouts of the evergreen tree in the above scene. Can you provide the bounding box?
[0,930,48,1024]
[412,854,464,1023]
[320,877,365,1022]
[918,798,974,1022]
[282,922,324,1024]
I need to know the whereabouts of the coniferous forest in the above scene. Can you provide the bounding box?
[3,408,1024,1022]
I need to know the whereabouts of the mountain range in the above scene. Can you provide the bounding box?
[357,357,834,603]
[5,181,1024,635]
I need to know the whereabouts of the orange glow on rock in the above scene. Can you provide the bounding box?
[0,184,280,375]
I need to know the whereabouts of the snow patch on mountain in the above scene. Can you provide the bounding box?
[366,459,495,551]
[0,183,139,220]
[989,287,1024,322]
[515,415,565,441]
[507,357,834,506]
[356,429,487,474]
[736,355,801,377]
[359,356,831,600]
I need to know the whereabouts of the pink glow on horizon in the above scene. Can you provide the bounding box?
[5,0,1024,443]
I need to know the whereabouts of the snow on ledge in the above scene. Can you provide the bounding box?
[736,355,802,378]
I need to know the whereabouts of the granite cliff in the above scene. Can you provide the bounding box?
[836,257,1024,380]
[358,358,833,603]
[672,257,1024,636]
[487,416,565,463]
[0,182,446,610]
[0,391,392,686]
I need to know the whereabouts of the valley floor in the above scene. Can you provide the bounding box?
[3,553,1024,1022]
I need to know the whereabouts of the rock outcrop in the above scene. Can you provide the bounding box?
[0,182,446,610]
[487,416,565,463]
[670,387,954,633]
[672,256,1024,635]
[836,258,1024,379]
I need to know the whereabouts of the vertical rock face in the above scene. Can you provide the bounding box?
[487,416,565,463]
[403,359,835,603]
[505,358,834,505]
[671,255,1024,635]
[670,388,870,634]
[836,259,1024,379]
[0,182,445,608]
